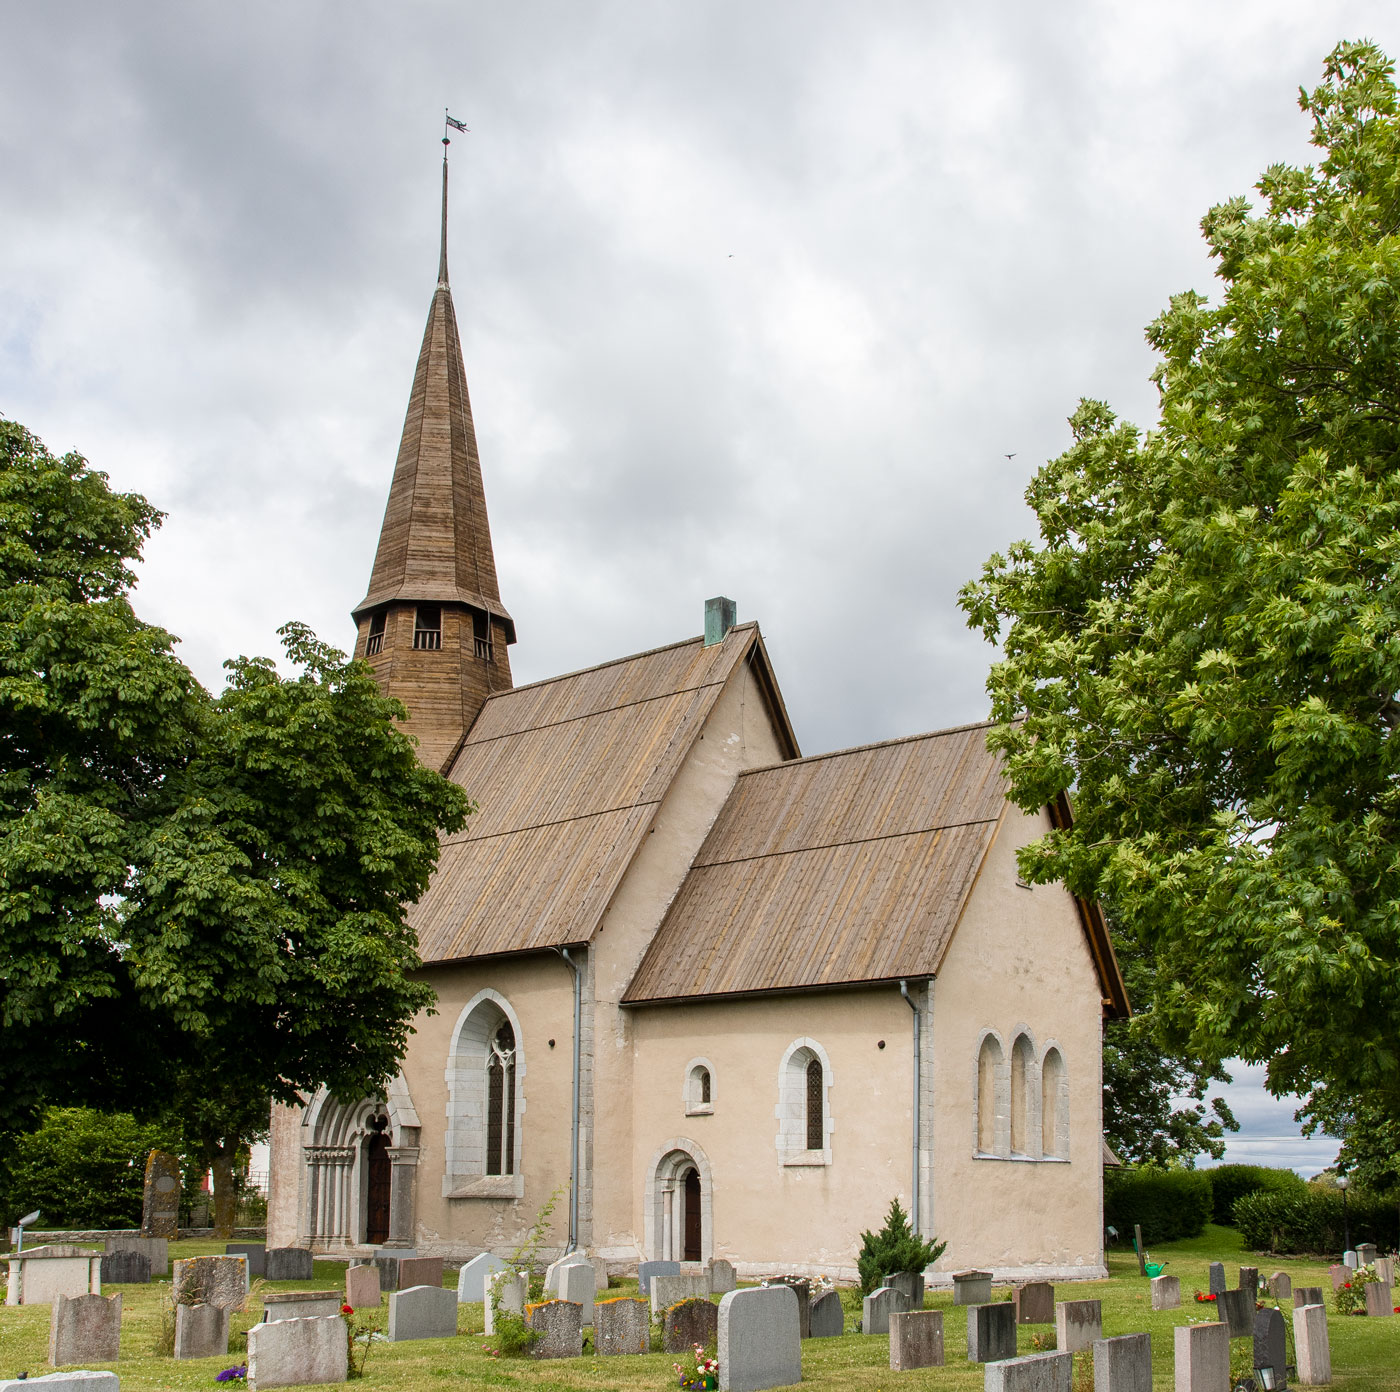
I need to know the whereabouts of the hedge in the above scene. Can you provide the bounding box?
[1104,1167,1213,1245]
[1234,1188,1400,1255]
[1207,1164,1308,1226]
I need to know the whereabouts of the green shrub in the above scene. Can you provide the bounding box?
[1234,1187,1399,1254]
[1103,1167,1212,1244]
[855,1198,948,1294]
[1206,1164,1307,1226]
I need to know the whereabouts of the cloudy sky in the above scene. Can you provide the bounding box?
[7,1,1394,1175]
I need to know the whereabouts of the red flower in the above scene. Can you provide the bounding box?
[1343,1284,1352,1290]
[342,1304,354,1314]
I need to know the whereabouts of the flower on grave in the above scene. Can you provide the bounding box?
[342,1304,354,1315]
[1343,1283,1352,1290]
[214,1367,247,1383]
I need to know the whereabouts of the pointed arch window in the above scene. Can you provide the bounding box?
[444,992,525,1197]
[1041,1047,1068,1159]
[485,1020,516,1175]
[976,1033,1006,1157]
[1010,1033,1036,1156]
[805,1058,824,1150]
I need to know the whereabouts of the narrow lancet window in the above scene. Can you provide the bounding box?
[805,1057,824,1150]
[485,1020,516,1175]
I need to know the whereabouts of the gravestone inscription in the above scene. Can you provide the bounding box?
[141,1152,181,1239]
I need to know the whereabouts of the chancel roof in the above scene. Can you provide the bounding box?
[410,624,779,963]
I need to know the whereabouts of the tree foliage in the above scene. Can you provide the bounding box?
[855,1198,947,1295]
[959,41,1400,1114]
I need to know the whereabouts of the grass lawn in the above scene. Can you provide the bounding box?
[1,1226,1396,1391]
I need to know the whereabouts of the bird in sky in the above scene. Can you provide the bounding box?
[1003,452,1017,460]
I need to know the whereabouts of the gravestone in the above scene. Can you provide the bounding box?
[765,1277,811,1338]
[397,1257,443,1290]
[594,1296,650,1355]
[483,1271,526,1334]
[1216,1289,1253,1340]
[49,1293,121,1366]
[708,1258,737,1295]
[246,1313,348,1390]
[1356,1242,1378,1267]
[883,1270,925,1308]
[1055,1299,1102,1354]
[227,1244,267,1279]
[141,1151,181,1238]
[1343,1250,1358,1269]
[652,1271,710,1319]
[967,1302,1017,1363]
[388,1284,458,1341]
[718,1285,801,1392]
[809,1290,843,1337]
[558,1260,596,1325]
[1093,1332,1150,1392]
[172,1255,247,1311]
[0,1376,120,1392]
[372,1256,401,1292]
[98,1251,149,1285]
[175,1302,230,1359]
[985,1351,1073,1392]
[889,1309,943,1371]
[1253,1307,1287,1385]
[1014,1281,1054,1324]
[525,1299,582,1359]
[264,1248,314,1283]
[1292,1303,1330,1386]
[543,1251,590,1293]
[637,1259,681,1296]
[1293,1287,1323,1310]
[1374,1255,1395,1286]
[1150,1275,1180,1310]
[861,1286,909,1335]
[1363,1282,1391,1317]
[1207,1262,1227,1296]
[5,1248,103,1305]
[1269,1271,1291,1301]
[1328,1264,1350,1291]
[1239,1267,1259,1301]
[262,1292,341,1322]
[665,1296,719,1353]
[105,1237,168,1277]
[1173,1322,1229,1392]
[345,1266,382,1311]
[953,1270,993,1305]
[456,1253,507,1304]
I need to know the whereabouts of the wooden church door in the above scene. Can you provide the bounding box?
[365,1119,392,1245]
[683,1168,702,1261]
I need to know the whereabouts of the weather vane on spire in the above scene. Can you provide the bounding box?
[438,112,468,286]
[444,110,469,151]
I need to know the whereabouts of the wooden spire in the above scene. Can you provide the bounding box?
[352,149,514,769]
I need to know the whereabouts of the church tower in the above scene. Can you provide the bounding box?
[352,149,515,770]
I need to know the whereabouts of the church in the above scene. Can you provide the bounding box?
[265,157,1129,1283]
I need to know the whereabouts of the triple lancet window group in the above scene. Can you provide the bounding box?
[975,1029,1068,1160]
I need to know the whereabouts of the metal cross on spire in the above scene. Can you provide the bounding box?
[438,112,468,286]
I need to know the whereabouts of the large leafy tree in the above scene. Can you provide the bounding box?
[960,41,1400,1119]
[0,419,470,1229]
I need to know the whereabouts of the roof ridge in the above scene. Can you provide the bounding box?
[732,718,996,776]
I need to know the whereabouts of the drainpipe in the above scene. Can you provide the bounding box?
[899,981,921,1236]
[557,946,583,1253]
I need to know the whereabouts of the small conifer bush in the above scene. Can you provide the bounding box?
[856,1198,947,1294]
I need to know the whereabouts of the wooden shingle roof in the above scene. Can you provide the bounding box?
[410,624,786,963]
[622,722,1010,1002]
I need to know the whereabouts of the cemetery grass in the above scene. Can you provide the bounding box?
[0,1229,1396,1392]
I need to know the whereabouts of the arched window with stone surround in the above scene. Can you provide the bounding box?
[976,1033,1006,1156]
[485,1020,517,1175]
[1041,1046,1068,1159]
[684,1060,714,1115]
[444,991,526,1196]
[1010,1033,1036,1156]
[776,1038,832,1164]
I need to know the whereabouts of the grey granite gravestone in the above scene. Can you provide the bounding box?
[1343,1250,1358,1269]
[557,1261,596,1326]
[1253,1307,1287,1384]
[1014,1281,1054,1324]
[1292,1303,1330,1386]
[397,1257,442,1290]
[883,1271,925,1308]
[637,1260,681,1296]
[98,1251,149,1286]
[456,1253,507,1304]
[49,1293,120,1367]
[262,1292,341,1322]
[141,1151,181,1238]
[543,1252,590,1293]
[765,1277,811,1338]
[953,1270,993,1305]
[651,1271,710,1319]
[226,1244,267,1279]
[708,1258,737,1295]
[1269,1271,1292,1301]
[1328,1264,1350,1291]
[345,1266,382,1311]
[984,1350,1072,1392]
[1363,1282,1391,1317]
[968,1302,1016,1363]
[809,1290,843,1338]
[718,1285,801,1392]
[172,1255,247,1311]
[1207,1262,1227,1296]
[594,1297,650,1355]
[174,1302,230,1360]
[0,1375,118,1392]
[1055,1299,1102,1354]
[861,1286,909,1335]
[1092,1332,1150,1392]
[1216,1289,1253,1339]
[264,1248,314,1283]
[665,1297,719,1353]
[105,1237,168,1277]
[889,1309,943,1370]
[1293,1286,1324,1310]
[247,1314,348,1390]
[1239,1267,1260,1302]
[1150,1275,1180,1310]
[526,1299,582,1358]
[1374,1255,1395,1286]
[483,1271,526,1333]
[1173,1322,1229,1392]
[388,1285,458,1341]
[1356,1242,1378,1267]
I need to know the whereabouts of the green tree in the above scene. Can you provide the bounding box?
[855,1198,947,1295]
[959,41,1400,1121]
[0,418,471,1231]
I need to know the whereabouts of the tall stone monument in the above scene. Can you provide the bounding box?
[141,1151,181,1239]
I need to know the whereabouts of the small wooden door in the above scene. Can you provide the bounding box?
[366,1134,391,1245]
[683,1168,702,1262]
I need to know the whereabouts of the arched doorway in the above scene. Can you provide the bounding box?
[646,1141,713,1263]
[365,1116,391,1246]
[683,1168,702,1261]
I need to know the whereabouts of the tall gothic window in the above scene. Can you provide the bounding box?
[805,1057,824,1150]
[485,1020,516,1176]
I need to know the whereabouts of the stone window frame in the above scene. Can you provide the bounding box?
[683,1057,715,1116]
[1039,1042,1070,1160]
[443,989,527,1199]
[775,1037,833,1166]
[974,1029,1009,1158]
[1009,1029,1040,1158]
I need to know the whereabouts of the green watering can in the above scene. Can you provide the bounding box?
[1144,1261,1168,1278]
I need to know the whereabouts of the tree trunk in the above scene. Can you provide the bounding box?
[211,1148,238,1240]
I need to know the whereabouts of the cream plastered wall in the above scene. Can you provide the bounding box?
[627,988,920,1281]
[927,803,1108,1280]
